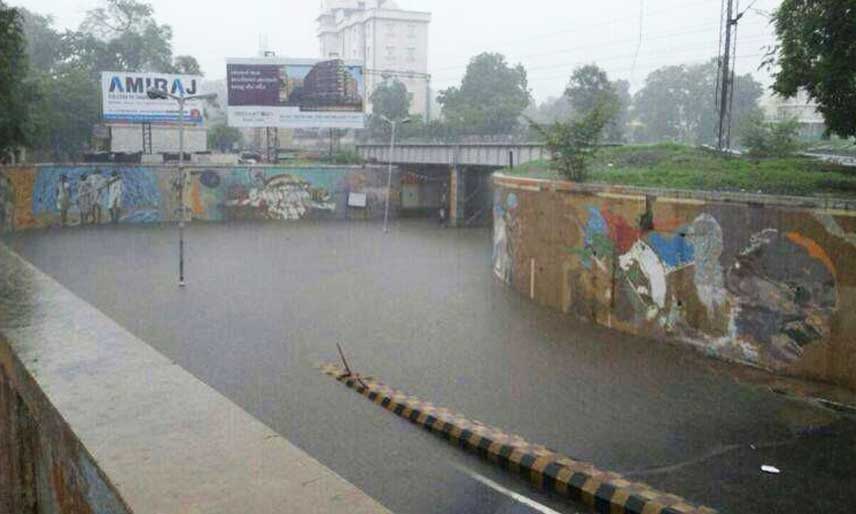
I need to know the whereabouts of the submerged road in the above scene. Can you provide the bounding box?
[5,220,856,514]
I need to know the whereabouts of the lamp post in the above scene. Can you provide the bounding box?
[379,115,410,233]
[147,87,217,287]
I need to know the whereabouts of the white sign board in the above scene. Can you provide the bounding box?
[101,72,204,124]
[226,58,365,129]
[348,193,368,208]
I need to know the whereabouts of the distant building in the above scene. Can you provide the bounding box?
[766,90,827,141]
[317,0,432,119]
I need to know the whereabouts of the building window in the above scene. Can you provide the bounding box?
[408,24,416,38]
[386,22,395,37]
[386,46,396,61]
[406,47,416,62]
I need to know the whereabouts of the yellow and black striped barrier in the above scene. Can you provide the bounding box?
[321,363,717,514]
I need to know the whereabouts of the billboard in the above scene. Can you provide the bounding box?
[101,72,204,124]
[226,58,365,129]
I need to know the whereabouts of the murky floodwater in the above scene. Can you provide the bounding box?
[5,220,855,514]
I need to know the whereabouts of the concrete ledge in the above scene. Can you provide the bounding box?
[321,363,717,514]
[494,172,856,212]
[0,243,390,514]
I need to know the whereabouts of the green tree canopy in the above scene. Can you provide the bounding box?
[0,2,32,160]
[16,0,204,161]
[565,64,617,116]
[633,59,763,145]
[437,52,530,136]
[368,79,412,138]
[207,123,242,152]
[768,0,856,138]
[564,64,628,143]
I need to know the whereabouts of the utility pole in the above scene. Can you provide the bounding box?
[716,0,753,151]
[717,0,735,152]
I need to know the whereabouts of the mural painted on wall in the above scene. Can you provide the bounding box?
[560,204,841,369]
[189,167,394,222]
[30,167,161,226]
[493,191,518,284]
[0,165,397,231]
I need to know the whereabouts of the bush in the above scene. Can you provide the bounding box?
[325,149,364,165]
[739,113,801,158]
[529,100,616,181]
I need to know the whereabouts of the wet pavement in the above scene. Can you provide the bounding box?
[4,220,856,514]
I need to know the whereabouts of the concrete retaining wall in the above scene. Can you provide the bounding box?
[0,164,400,232]
[492,173,856,389]
[0,245,389,514]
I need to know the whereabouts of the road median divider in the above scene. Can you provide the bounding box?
[321,363,717,514]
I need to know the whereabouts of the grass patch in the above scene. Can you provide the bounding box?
[505,143,856,198]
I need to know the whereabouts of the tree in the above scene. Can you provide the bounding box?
[606,79,631,143]
[524,96,573,125]
[0,2,32,160]
[530,99,616,182]
[633,59,763,145]
[79,0,176,72]
[563,65,629,143]
[768,0,856,139]
[437,52,530,137]
[207,123,242,152]
[738,112,801,158]
[18,9,63,73]
[565,64,617,116]
[368,79,412,139]
[17,0,204,160]
[28,66,101,161]
[173,55,202,75]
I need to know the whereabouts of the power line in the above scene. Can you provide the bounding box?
[430,0,718,72]
[430,35,770,87]
[430,20,769,80]
[631,0,645,80]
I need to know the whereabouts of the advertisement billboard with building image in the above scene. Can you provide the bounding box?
[101,72,204,124]
[226,58,365,129]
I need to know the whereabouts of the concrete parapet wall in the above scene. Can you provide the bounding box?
[492,173,856,389]
[0,245,390,514]
[0,164,400,232]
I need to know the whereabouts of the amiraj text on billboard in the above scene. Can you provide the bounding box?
[101,72,204,124]
[226,58,366,129]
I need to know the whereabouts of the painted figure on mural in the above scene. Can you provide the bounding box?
[226,173,335,221]
[77,173,95,224]
[55,174,71,226]
[107,171,124,223]
[90,171,108,224]
[725,229,838,365]
[0,173,14,232]
[493,192,518,284]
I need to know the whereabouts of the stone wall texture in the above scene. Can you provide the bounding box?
[1,339,131,514]
[0,164,399,232]
[493,174,856,389]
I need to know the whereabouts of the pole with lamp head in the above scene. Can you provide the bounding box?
[147,87,217,287]
[380,114,410,234]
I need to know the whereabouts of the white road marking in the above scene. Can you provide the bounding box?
[453,464,567,514]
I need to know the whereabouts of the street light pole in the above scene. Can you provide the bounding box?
[147,87,217,288]
[177,96,186,287]
[381,115,410,234]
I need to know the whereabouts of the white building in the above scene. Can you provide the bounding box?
[317,0,432,120]
[766,90,827,141]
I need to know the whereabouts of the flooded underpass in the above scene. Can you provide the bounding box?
[4,220,856,514]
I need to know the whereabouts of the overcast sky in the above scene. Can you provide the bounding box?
[13,0,783,102]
